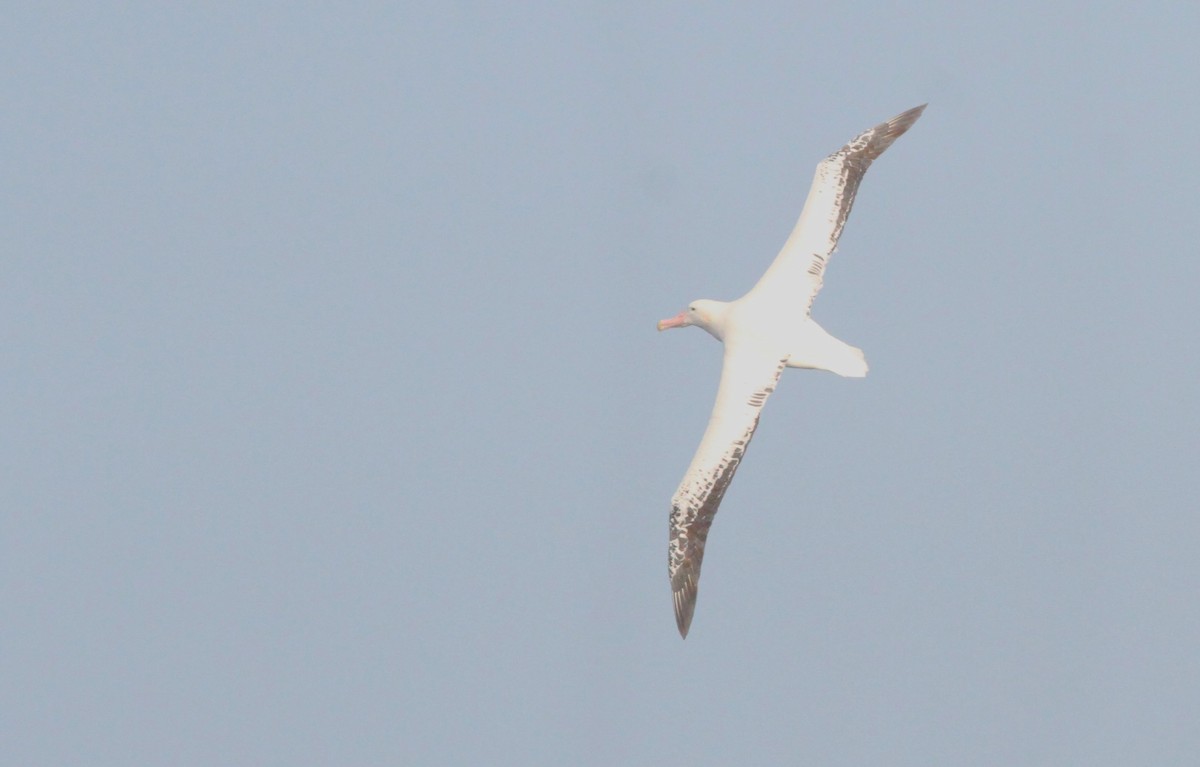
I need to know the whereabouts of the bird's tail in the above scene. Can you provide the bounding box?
[820,343,869,378]
[785,322,869,378]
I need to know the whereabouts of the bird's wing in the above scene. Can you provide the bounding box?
[669,348,789,637]
[749,104,926,312]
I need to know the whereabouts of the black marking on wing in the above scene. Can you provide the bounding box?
[823,104,926,260]
[751,104,926,313]
[668,357,788,638]
[804,104,926,296]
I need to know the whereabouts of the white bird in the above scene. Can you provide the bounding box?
[658,104,926,638]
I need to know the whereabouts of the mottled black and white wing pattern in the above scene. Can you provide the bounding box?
[669,349,789,637]
[751,104,926,312]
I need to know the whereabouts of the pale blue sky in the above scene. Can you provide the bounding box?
[4,3,1200,765]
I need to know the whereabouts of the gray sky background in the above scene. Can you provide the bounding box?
[5,3,1200,765]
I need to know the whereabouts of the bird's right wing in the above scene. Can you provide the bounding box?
[749,104,926,312]
[668,349,789,638]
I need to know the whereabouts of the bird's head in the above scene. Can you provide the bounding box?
[657,299,730,340]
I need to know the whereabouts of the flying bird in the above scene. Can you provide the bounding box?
[658,104,926,638]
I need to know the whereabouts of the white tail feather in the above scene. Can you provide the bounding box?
[785,320,868,377]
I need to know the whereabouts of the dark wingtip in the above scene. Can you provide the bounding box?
[850,103,926,162]
[883,103,927,138]
[672,569,698,639]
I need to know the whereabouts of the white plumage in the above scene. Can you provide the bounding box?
[657,104,926,637]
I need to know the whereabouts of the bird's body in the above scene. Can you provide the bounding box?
[658,104,926,637]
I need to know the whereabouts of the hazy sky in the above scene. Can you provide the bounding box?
[5,3,1200,765]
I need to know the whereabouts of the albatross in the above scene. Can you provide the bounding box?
[658,104,926,638]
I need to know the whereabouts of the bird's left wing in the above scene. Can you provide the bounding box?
[669,348,789,638]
